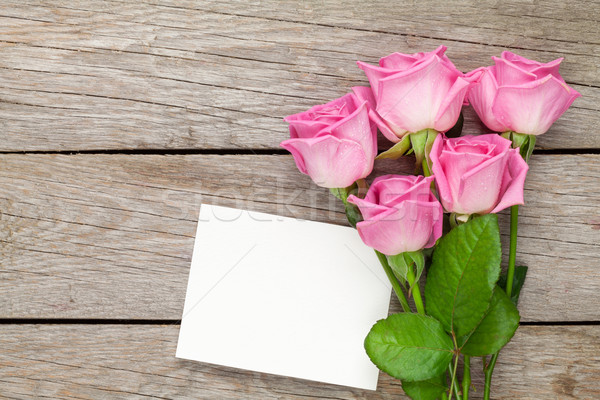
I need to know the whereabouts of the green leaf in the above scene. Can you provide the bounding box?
[376,134,411,160]
[402,373,447,400]
[498,265,528,306]
[460,286,520,356]
[364,313,454,382]
[425,214,502,338]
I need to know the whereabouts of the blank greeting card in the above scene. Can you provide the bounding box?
[176,204,392,390]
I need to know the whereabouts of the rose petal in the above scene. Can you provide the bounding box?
[491,149,529,213]
[450,134,512,155]
[501,51,565,82]
[424,200,444,249]
[356,61,399,99]
[379,45,449,70]
[355,200,441,255]
[366,174,415,204]
[311,93,357,117]
[347,194,390,220]
[434,72,481,132]
[351,86,403,142]
[280,136,369,188]
[379,52,421,70]
[368,175,434,207]
[431,134,514,213]
[456,151,509,214]
[430,135,454,212]
[354,207,403,255]
[501,51,539,66]
[439,149,491,212]
[493,57,538,86]
[467,67,508,132]
[324,101,376,176]
[492,74,581,135]
[284,119,330,139]
[283,94,358,138]
[376,55,460,133]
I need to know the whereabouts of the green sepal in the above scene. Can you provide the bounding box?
[498,265,529,306]
[330,182,365,228]
[404,251,425,285]
[387,253,409,282]
[410,128,439,174]
[502,131,536,163]
[376,134,412,160]
[330,182,357,203]
[344,201,362,228]
[425,214,502,338]
[329,187,346,202]
[459,286,520,356]
[448,212,472,229]
[402,373,448,400]
[375,250,407,289]
[387,251,425,288]
[364,313,454,382]
[522,135,536,162]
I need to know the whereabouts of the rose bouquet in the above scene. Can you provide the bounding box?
[282,46,580,399]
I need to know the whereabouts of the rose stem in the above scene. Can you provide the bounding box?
[505,205,519,299]
[406,266,425,315]
[483,204,519,399]
[449,348,463,400]
[462,355,470,400]
[375,251,411,312]
[447,362,455,400]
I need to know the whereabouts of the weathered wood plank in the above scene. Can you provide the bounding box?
[0,1,597,151]
[1,324,598,399]
[0,154,598,320]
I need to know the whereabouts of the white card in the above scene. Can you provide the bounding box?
[176,204,392,390]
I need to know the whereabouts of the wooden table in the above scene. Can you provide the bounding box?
[1,1,599,399]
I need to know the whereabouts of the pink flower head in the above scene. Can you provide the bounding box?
[353,46,482,142]
[281,93,377,188]
[467,51,581,135]
[430,134,529,215]
[347,175,443,255]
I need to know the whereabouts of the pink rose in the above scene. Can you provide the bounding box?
[347,175,443,255]
[430,134,529,215]
[353,46,481,142]
[467,51,581,135]
[281,93,377,188]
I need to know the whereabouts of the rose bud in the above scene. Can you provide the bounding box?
[353,45,481,142]
[466,51,581,136]
[281,93,377,188]
[430,134,529,215]
[347,175,443,256]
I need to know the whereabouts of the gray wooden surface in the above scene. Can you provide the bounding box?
[1,1,599,399]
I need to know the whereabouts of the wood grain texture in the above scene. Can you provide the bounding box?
[1,324,598,399]
[0,1,599,398]
[1,153,598,320]
[0,0,597,151]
